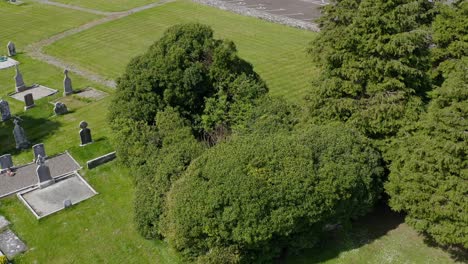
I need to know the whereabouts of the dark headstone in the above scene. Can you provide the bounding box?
[63,69,73,96]
[24,93,35,110]
[36,155,54,188]
[0,154,13,170]
[32,143,46,162]
[79,121,92,146]
[13,118,29,150]
[63,199,72,208]
[53,102,68,115]
[14,65,26,92]
[0,100,11,121]
[7,41,16,56]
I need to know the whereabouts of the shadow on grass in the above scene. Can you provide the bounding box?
[284,201,404,264]
[0,116,60,156]
[423,235,468,263]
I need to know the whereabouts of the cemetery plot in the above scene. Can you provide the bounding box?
[75,87,108,101]
[9,84,58,102]
[18,172,98,219]
[0,152,81,198]
[0,57,18,70]
[0,229,27,259]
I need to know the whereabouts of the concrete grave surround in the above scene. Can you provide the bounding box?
[0,57,18,70]
[0,229,27,258]
[9,84,58,102]
[87,152,116,169]
[75,87,108,100]
[0,100,11,121]
[18,172,98,219]
[0,152,81,198]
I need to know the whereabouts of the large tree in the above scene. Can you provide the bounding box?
[109,23,267,134]
[307,0,435,140]
[161,124,384,263]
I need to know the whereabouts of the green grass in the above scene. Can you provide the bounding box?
[53,0,159,12]
[44,0,317,101]
[0,1,100,49]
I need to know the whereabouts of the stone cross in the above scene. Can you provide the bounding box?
[14,65,26,92]
[24,93,35,110]
[7,41,16,56]
[13,118,29,150]
[79,121,93,146]
[0,154,13,170]
[63,69,73,96]
[0,100,11,121]
[32,143,46,162]
[53,102,68,115]
[36,155,54,188]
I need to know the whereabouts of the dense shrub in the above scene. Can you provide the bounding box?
[161,124,384,263]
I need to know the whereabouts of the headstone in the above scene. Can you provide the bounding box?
[0,154,13,170]
[13,118,29,150]
[36,155,54,188]
[63,199,72,208]
[63,69,73,96]
[32,143,46,161]
[53,102,68,115]
[0,100,11,121]
[24,93,35,110]
[7,41,16,56]
[14,65,26,92]
[79,121,93,146]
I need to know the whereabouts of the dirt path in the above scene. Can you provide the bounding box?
[25,0,175,88]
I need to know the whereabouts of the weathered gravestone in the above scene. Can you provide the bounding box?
[14,65,26,92]
[63,69,73,96]
[13,118,29,150]
[23,93,35,110]
[7,42,16,57]
[36,155,54,188]
[0,100,11,121]
[53,102,68,115]
[32,143,46,162]
[0,154,13,170]
[63,199,72,208]
[79,121,92,146]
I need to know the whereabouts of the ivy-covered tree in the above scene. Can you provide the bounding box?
[161,124,384,263]
[109,23,267,134]
[307,0,435,139]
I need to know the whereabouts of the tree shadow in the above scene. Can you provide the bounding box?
[0,115,60,156]
[283,201,404,263]
[423,234,468,262]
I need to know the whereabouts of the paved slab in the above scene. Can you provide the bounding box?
[75,88,108,100]
[0,57,19,70]
[9,85,58,102]
[19,173,97,218]
[0,152,81,198]
[0,229,27,259]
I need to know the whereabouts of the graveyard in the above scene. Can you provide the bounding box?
[0,0,464,263]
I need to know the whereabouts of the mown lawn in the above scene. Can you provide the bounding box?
[53,0,159,12]
[0,1,100,49]
[44,0,317,101]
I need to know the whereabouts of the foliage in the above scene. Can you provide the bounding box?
[307,0,435,139]
[386,56,467,248]
[161,124,384,263]
[109,23,267,134]
[0,255,7,264]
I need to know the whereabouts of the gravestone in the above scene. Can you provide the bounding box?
[32,143,46,162]
[53,102,68,115]
[0,100,11,121]
[7,42,16,56]
[0,155,13,170]
[79,121,93,146]
[13,118,29,150]
[63,199,72,208]
[23,93,35,110]
[14,65,26,92]
[36,155,54,188]
[63,69,73,96]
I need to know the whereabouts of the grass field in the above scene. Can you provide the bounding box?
[0,1,462,263]
[53,0,158,12]
[0,1,100,49]
[44,0,317,101]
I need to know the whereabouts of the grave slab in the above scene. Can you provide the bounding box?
[0,57,19,70]
[18,173,97,219]
[75,88,108,100]
[0,229,27,259]
[9,85,58,102]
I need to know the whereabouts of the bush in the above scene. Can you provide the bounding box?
[161,124,384,262]
[0,255,8,264]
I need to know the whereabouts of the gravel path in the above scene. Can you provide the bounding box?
[25,0,175,88]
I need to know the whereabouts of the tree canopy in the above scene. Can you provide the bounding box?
[161,124,384,263]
